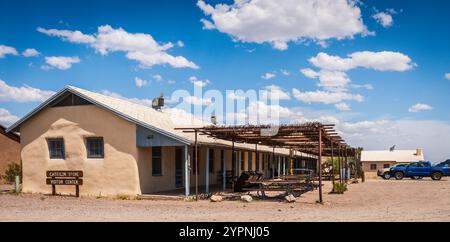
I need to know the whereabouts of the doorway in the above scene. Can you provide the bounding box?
[175,148,183,188]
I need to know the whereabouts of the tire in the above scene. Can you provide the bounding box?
[383,172,391,180]
[394,172,404,180]
[431,172,442,181]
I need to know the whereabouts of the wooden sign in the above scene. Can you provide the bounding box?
[46,170,83,197]
[46,178,83,185]
[46,170,83,178]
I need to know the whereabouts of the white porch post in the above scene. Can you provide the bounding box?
[206,148,210,194]
[185,145,190,197]
[283,157,286,176]
[278,156,281,178]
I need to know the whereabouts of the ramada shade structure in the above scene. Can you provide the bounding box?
[176,122,357,203]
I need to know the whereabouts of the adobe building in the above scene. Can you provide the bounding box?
[360,148,425,179]
[0,124,21,183]
[6,86,302,197]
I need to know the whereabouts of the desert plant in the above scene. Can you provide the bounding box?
[1,162,21,184]
[331,182,347,194]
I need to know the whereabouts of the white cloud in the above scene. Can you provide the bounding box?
[42,56,80,70]
[340,119,450,162]
[177,41,184,47]
[373,12,393,28]
[22,48,40,57]
[189,76,211,87]
[38,25,198,69]
[197,0,370,50]
[301,69,351,91]
[0,80,55,102]
[262,85,290,100]
[135,77,149,87]
[292,88,363,104]
[300,68,319,79]
[152,74,162,82]
[227,92,246,100]
[261,72,276,80]
[184,96,212,106]
[335,102,351,111]
[309,51,415,72]
[350,83,374,90]
[247,101,293,121]
[200,19,216,30]
[408,103,433,113]
[167,80,176,84]
[445,73,450,80]
[280,69,290,76]
[37,27,96,43]
[0,108,19,127]
[0,45,18,58]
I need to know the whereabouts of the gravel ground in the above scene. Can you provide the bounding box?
[1,179,450,221]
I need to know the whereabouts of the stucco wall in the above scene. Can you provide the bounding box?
[0,133,21,183]
[362,161,396,179]
[20,105,141,196]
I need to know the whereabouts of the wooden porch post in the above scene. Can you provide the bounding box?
[222,150,226,192]
[255,144,258,171]
[318,127,323,203]
[206,147,210,194]
[330,138,334,183]
[345,147,348,182]
[184,145,190,197]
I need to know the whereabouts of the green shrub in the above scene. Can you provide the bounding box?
[331,182,347,194]
[1,162,21,184]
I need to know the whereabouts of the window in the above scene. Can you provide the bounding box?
[47,138,65,159]
[370,164,377,170]
[209,149,214,173]
[248,152,253,171]
[240,152,245,170]
[86,137,104,158]
[152,147,162,176]
[383,164,390,169]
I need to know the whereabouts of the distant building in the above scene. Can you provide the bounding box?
[361,148,424,178]
[0,125,21,183]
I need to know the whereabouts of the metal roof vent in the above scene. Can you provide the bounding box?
[152,93,164,110]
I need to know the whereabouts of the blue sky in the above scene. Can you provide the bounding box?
[1,0,449,161]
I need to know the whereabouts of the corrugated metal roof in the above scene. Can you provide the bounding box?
[361,149,424,163]
[7,85,293,155]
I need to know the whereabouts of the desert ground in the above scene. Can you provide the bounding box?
[1,179,450,222]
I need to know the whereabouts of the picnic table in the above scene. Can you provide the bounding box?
[246,179,315,198]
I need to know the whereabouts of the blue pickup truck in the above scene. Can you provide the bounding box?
[390,161,450,180]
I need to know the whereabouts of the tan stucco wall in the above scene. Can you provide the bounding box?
[362,161,396,179]
[138,146,186,193]
[20,105,141,196]
[0,133,21,183]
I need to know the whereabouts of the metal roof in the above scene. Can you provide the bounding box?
[361,149,424,162]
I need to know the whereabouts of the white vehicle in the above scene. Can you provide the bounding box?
[377,163,408,180]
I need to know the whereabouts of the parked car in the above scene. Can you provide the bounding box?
[435,159,450,167]
[390,161,450,180]
[378,163,409,179]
